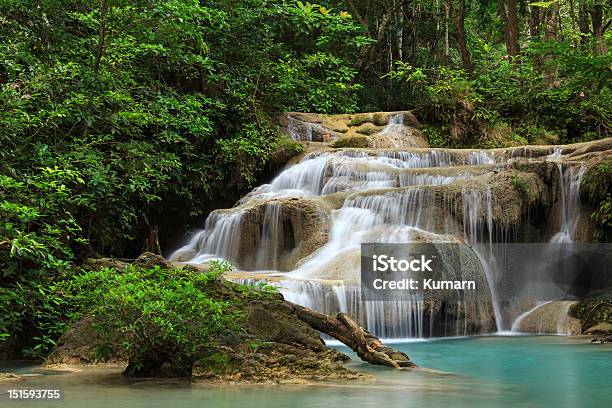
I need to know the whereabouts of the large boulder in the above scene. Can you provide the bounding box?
[221,197,331,271]
[45,316,126,366]
[512,301,581,335]
[192,298,370,383]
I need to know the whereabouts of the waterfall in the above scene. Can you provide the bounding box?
[460,187,505,331]
[549,162,585,243]
[171,211,244,264]
[254,202,284,270]
[467,151,497,165]
[503,149,587,332]
[171,116,597,339]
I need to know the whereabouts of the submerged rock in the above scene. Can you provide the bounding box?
[0,372,20,381]
[512,301,581,335]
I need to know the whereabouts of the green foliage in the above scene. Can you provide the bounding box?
[384,64,471,122]
[384,40,611,146]
[422,125,450,148]
[0,278,72,358]
[570,299,612,330]
[582,161,612,203]
[79,262,239,368]
[592,195,612,239]
[0,260,240,360]
[274,135,305,156]
[582,161,612,241]
[511,173,533,199]
[0,0,367,280]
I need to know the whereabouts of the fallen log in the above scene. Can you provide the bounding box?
[290,302,417,369]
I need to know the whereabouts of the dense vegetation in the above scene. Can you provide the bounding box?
[1,0,610,358]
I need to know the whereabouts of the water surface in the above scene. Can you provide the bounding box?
[1,336,611,408]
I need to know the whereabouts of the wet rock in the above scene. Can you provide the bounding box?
[133,252,171,269]
[590,335,612,344]
[370,126,429,149]
[233,197,331,271]
[0,372,20,381]
[283,111,423,146]
[584,323,612,336]
[332,135,370,148]
[192,342,367,384]
[513,301,581,335]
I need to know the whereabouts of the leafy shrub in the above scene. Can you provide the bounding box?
[385,41,611,146]
[74,262,239,375]
[0,260,243,363]
[422,125,450,148]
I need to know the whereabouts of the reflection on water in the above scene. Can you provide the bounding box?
[1,336,611,408]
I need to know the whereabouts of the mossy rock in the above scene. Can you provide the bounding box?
[581,158,612,204]
[332,136,370,148]
[356,123,382,136]
[347,116,370,127]
[331,127,349,134]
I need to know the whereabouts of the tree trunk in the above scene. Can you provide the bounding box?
[568,0,579,47]
[449,0,473,75]
[545,1,559,41]
[82,0,106,139]
[444,2,450,65]
[578,0,591,46]
[354,0,406,75]
[498,0,520,57]
[543,2,559,86]
[589,4,607,55]
[142,226,162,256]
[291,303,417,368]
[506,0,520,56]
[528,5,541,39]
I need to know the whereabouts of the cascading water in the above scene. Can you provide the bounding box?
[171,115,595,339]
[503,148,588,332]
[547,149,585,243]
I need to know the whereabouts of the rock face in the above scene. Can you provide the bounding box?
[237,198,331,271]
[170,197,331,272]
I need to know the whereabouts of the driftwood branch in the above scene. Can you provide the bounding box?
[291,302,416,369]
